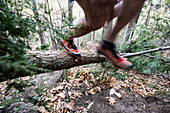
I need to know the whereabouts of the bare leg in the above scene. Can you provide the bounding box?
[104,1,123,39]
[105,0,145,43]
[67,0,117,40]
[67,17,93,40]
[67,16,105,40]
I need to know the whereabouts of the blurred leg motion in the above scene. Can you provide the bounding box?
[58,0,145,69]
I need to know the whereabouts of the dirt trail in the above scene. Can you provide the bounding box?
[74,90,170,113]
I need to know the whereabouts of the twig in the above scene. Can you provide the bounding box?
[144,54,170,63]
[135,71,170,80]
[65,87,70,103]
[135,71,155,75]
[101,62,107,80]
[122,46,170,58]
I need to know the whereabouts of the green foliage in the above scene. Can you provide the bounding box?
[75,70,83,78]
[119,32,169,74]
[0,80,52,112]
[114,73,130,81]
[29,85,53,112]
[5,79,35,92]
[29,86,48,106]
[0,1,76,112]
[0,0,50,81]
[0,91,20,112]
[40,43,50,50]
[65,69,71,82]
[118,0,169,74]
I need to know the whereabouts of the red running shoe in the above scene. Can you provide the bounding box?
[58,37,81,57]
[97,40,132,69]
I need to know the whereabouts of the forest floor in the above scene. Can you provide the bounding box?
[0,64,170,113]
[74,88,170,113]
[39,64,170,113]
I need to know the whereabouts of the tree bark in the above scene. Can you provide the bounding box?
[28,46,170,70]
[28,49,106,70]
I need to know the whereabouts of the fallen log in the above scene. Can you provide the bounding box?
[1,46,169,82]
[28,46,170,70]
[28,49,106,70]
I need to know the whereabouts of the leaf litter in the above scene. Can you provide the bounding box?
[37,63,169,113]
[0,64,169,113]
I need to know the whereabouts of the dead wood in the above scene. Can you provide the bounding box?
[28,46,170,70]
[1,46,169,82]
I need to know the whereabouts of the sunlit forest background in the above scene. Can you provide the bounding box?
[1,0,169,77]
[0,0,169,112]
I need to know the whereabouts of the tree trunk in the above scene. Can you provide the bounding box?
[102,22,109,39]
[68,0,74,24]
[144,0,152,26]
[32,0,45,45]
[46,0,56,50]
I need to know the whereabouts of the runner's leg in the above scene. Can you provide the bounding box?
[105,0,145,43]
[67,0,117,40]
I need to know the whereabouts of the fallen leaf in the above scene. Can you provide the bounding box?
[87,102,94,109]
[57,92,65,100]
[50,95,58,102]
[106,97,116,105]
[69,100,75,109]
[47,103,54,106]
[69,80,74,84]
[119,90,126,94]
[114,85,121,90]
[64,102,73,110]
[80,75,85,81]
[110,88,115,95]
[88,74,93,79]
[94,86,101,92]
[87,89,96,95]
[110,80,118,86]
[85,79,90,87]
[111,76,117,80]
[136,91,145,97]
[110,88,121,98]
[39,106,48,113]
[135,83,142,87]
[51,86,63,93]
[80,70,87,75]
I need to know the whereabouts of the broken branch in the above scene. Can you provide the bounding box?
[122,46,170,58]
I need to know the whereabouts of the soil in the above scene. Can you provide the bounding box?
[1,68,169,113]
[74,90,170,113]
